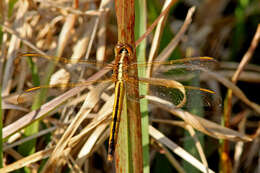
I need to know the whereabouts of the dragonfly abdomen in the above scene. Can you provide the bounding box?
[108,80,125,161]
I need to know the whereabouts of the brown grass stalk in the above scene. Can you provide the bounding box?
[221,24,260,173]
[114,0,143,172]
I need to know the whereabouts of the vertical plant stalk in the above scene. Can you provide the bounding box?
[221,24,260,173]
[17,57,40,159]
[115,0,143,172]
[0,86,3,168]
[135,0,149,172]
[0,1,4,165]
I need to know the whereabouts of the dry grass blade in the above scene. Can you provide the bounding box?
[41,83,109,172]
[149,126,215,173]
[231,24,260,83]
[245,137,260,168]
[200,68,260,114]
[153,6,196,67]
[0,148,54,173]
[85,0,112,60]
[68,112,111,149]
[233,113,247,173]
[1,1,28,96]
[56,13,76,57]
[68,19,95,63]
[147,95,252,142]
[3,126,56,151]
[0,24,50,63]
[75,95,114,165]
[152,118,208,173]
[76,122,110,166]
[135,0,178,47]
[1,101,28,112]
[221,25,260,170]
[219,62,260,73]
[147,0,178,62]
[34,0,106,16]
[186,125,209,173]
[245,126,260,168]
[151,119,208,173]
[1,24,71,73]
[216,70,260,83]
[68,94,113,147]
[96,1,112,63]
[3,66,110,139]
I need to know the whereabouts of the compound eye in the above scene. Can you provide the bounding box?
[115,43,133,56]
[125,46,133,56]
[119,48,128,54]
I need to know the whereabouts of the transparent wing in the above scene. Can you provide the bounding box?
[17,79,113,104]
[132,57,215,70]
[129,57,221,112]
[18,53,114,69]
[149,85,221,109]
[17,52,114,104]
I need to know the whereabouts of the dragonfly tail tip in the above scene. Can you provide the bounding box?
[107,154,113,162]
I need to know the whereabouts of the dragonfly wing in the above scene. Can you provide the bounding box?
[138,77,186,108]
[18,53,114,69]
[138,77,221,113]
[134,57,217,82]
[17,78,113,104]
[184,88,222,113]
[130,57,220,111]
[157,61,216,81]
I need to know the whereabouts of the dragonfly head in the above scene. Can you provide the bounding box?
[115,43,133,57]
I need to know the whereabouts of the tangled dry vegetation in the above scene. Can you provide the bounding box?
[0,0,260,172]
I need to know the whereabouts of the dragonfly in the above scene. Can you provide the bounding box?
[18,43,217,161]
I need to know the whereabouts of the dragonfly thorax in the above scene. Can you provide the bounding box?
[113,43,133,82]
